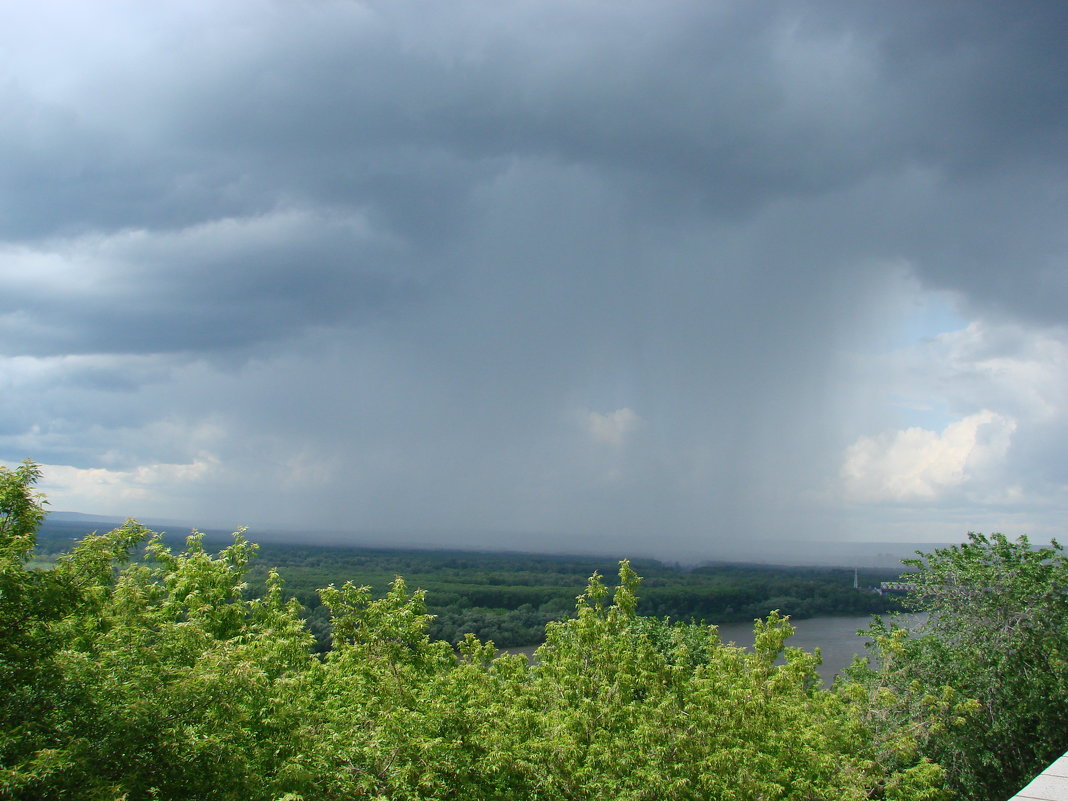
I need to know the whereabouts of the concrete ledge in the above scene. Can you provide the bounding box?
[1009,754,1068,801]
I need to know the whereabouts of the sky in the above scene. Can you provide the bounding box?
[2,1,1066,561]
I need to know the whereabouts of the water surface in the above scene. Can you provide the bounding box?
[714,615,875,685]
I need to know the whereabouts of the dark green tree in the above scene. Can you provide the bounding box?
[856,533,1068,800]
[0,460,60,792]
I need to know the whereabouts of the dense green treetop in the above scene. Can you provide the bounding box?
[852,533,1068,801]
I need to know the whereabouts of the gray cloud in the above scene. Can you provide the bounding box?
[1,0,1066,558]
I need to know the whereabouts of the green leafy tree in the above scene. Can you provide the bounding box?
[469,562,947,800]
[0,460,68,793]
[856,533,1068,800]
[2,516,319,800]
[0,460,49,678]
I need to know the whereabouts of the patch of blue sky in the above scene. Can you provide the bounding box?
[886,395,955,432]
[895,290,967,349]
[855,285,967,356]
[891,291,967,433]
[858,288,967,433]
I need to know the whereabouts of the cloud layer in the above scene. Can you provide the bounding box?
[2,1,1066,559]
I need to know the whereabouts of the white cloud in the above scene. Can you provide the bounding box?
[584,407,641,447]
[842,410,1016,503]
[927,322,1068,423]
[30,455,219,517]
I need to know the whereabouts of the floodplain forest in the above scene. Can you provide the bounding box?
[35,517,905,652]
[3,460,1067,800]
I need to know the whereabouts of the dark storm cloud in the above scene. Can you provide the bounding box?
[0,207,426,356]
[6,1,1065,333]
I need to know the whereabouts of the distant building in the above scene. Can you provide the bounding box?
[877,581,916,596]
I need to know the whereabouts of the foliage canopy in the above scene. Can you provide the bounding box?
[1,461,958,800]
[854,532,1068,800]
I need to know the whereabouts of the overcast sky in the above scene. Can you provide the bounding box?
[2,1,1066,561]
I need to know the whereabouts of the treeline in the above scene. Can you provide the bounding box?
[7,462,1068,800]
[36,524,901,650]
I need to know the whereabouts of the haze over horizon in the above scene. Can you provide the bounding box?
[3,2,1067,561]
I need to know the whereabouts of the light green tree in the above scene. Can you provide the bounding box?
[41,529,320,800]
[0,470,319,800]
[464,562,948,800]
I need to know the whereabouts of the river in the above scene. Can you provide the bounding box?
[713,615,877,685]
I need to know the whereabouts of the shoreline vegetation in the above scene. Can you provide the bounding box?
[4,461,1067,800]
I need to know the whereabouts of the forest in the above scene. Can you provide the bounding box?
[4,460,1068,800]
[34,518,902,651]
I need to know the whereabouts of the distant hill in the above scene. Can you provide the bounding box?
[47,511,128,524]
[695,538,962,569]
[37,511,959,569]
